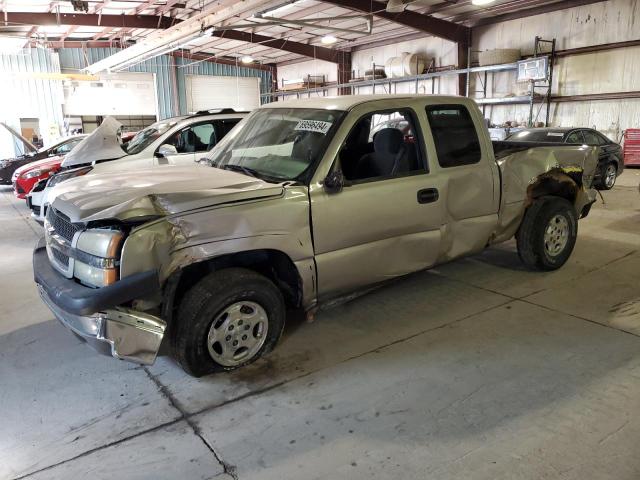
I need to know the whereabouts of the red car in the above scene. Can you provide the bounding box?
[12,155,64,199]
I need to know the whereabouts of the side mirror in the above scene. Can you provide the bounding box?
[195,157,210,165]
[323,169,345,194]
[156,144,178,158]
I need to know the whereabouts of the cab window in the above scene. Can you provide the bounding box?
[425,105,481,168]
[339,109,425,182]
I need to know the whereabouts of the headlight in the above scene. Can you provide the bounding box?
[73,229,124,288]
[24,168,53,179]
[49,166,93,188]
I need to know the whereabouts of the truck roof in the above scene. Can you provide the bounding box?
[260,94,469,111]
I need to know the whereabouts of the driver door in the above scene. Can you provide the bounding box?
[309,101,445,299]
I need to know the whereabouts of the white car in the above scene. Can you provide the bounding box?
[28,109,245,224]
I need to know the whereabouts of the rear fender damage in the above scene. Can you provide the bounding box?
[491,146,598,244]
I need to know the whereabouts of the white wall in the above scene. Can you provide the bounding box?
[276,58,339,101]
[351,37,459,95]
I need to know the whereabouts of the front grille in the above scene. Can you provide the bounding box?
[51,247,70,267]
[47,208,82,243]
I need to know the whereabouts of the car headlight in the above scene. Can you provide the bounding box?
[73,229,124,288]
[48,166,93,188]
[24,168,53,180]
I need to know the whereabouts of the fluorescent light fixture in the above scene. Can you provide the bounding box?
[471,0,496,5]
[258,0,305,18]
[321,35,337,45]
[241,55,254,64]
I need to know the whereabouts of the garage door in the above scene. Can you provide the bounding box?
[63,72,158,116]
[185,75,260,112]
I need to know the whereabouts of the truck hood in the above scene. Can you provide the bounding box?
[51,165,285,223]
[62,116,127,168]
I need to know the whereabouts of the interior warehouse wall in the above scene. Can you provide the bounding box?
[174,56,272,115]
[351,37,459,96]
[276,59,339,100]
[0,48,65,156]
[57,48,272,119]
[473,0,640,140]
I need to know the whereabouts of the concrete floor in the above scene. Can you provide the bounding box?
[1,170,639,480]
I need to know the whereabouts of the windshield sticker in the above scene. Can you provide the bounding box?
[295,120,333,134]
[547,132,564,137]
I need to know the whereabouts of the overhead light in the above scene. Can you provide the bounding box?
[321,35,337,45]
[258,0,305,18]
[386,0,405,12]
[241,55,254,64]
[471,0,496,5]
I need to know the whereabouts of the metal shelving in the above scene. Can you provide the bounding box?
[262,37,557,128]
[261,62,520,102]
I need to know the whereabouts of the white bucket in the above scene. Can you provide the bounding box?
[403,53,426,76]
[384,56,405,78]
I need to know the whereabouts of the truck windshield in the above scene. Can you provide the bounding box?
[125,120,177,155]
[205,108,345,181]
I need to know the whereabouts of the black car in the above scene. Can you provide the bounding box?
[506,127,623,189]
[0,135,86,185]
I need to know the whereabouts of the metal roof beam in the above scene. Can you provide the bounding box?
[208,29,351,64]
[5,12,180,29]
[318,0,469,43]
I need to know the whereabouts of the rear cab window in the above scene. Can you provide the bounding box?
[425,105,481,167]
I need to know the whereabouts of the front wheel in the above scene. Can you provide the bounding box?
[597,162,617,190]
[172,268,286,377]
[516,197,578,271]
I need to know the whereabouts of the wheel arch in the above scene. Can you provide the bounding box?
[162,249,304,327]
[526,167,582,206]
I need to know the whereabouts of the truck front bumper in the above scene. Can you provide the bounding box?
[33,238,165,365]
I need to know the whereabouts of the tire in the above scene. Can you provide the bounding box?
[596,162,617,190]
[172,268,286,377]
[516,196,578,271]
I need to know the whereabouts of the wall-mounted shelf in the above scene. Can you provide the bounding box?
[261,62,520,101]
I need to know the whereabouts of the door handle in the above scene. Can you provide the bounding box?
[417,188,439,204]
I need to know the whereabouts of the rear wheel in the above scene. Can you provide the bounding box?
[516,197,578,271]
[597,162,617,190]
[172,268,286,377]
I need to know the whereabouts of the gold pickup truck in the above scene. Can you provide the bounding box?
[34,95,598,376]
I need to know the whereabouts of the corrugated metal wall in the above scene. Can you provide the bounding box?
[0,47,65,154]
[57,48,271,119]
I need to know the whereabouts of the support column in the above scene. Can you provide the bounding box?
[337,50,352,96]
[457,29,472,97]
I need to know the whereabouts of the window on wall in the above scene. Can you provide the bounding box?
[339,109,425,182]
[425,105,481,168]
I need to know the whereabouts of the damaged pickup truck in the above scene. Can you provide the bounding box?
[33,95,598,376]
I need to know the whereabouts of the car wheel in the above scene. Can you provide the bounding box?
[516,196,578,271]
[172,268,286,377]
[597,162,617,190]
